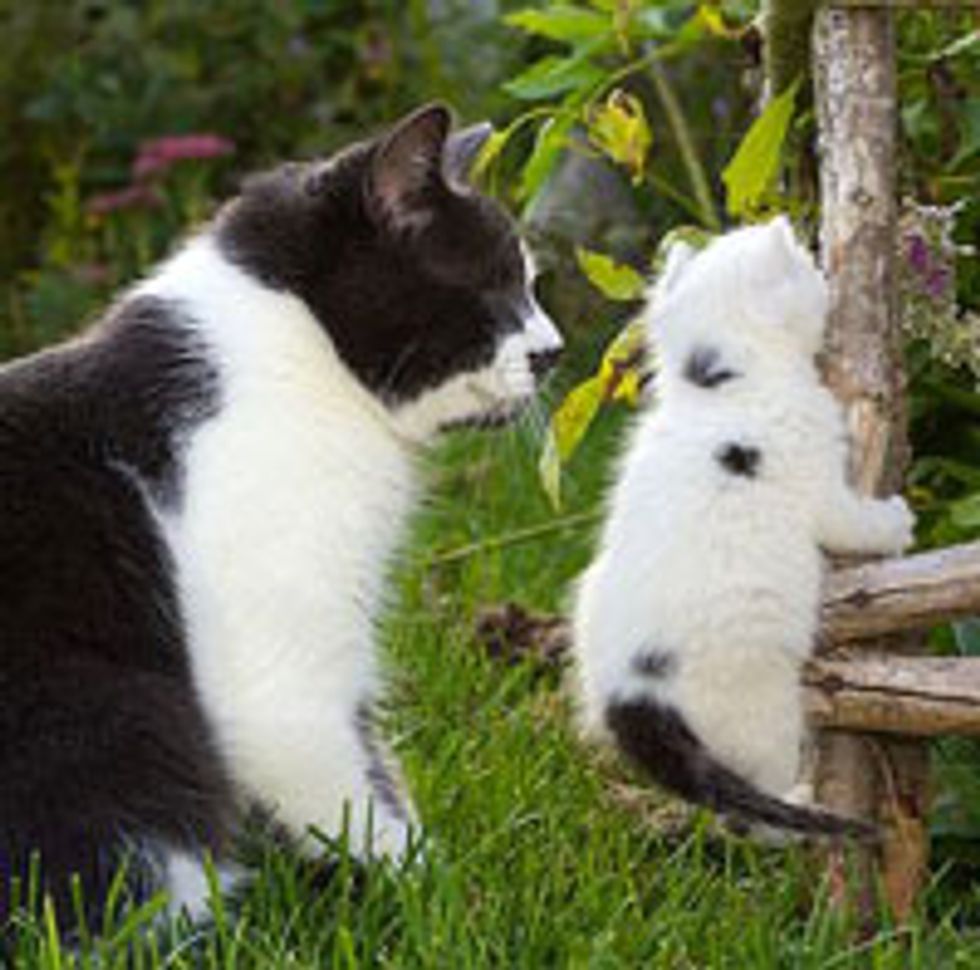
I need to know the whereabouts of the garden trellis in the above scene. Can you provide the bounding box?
[477,0,980,926]
[802,0,980,922]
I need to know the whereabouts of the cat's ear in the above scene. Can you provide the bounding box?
[757,215,816,276]
[366,103,452,231]
[656,240,697,298]
[443,121,493,188]
[755,216,828,348]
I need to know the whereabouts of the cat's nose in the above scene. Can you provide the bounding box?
[529,346,563,380]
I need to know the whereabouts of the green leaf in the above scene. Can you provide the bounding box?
[586,89,652,183]
[538,374,606,509]
[472,128,510,182]
[538,430,564,510]
[949,97,980,171]
[954,618,980,657]
[519,112,576,204]
[722,77,801,218]
[575,248,646,301]
[505,7,611,45]
[503,53,604,101]
[950,492,980,531]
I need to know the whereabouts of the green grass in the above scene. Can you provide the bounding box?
[7,406,980,967]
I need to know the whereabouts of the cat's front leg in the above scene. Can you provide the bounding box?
[218,692,416,864]
[815,484,915,557]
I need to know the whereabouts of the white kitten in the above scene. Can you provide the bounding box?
[572,217,913,837]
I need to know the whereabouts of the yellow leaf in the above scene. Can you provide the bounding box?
[538,374,607,509]
[611,367,642,405]
[697,4,745,41]
[597,317,648,399]
[586,89,652,184]
[552,374,606,460]
[575,247,646,301]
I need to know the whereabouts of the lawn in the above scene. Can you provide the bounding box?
[6,383,980,968]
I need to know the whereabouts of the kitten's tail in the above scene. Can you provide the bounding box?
[605,696,876,840]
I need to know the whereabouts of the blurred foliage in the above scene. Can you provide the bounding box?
[0,0,529,355]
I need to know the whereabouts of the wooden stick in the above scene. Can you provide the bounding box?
[472,538,980,663]
[805,655,980,735]
[822,541,980,644]
[806,0,932,921]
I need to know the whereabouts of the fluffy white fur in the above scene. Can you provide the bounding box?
[136,236,561,905]
[573,218,913,810]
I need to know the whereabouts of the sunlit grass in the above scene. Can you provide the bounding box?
[6,398,980,967]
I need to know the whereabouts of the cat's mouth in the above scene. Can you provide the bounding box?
[444,395,533,432]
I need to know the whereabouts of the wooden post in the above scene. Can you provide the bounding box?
[812,4,930,922]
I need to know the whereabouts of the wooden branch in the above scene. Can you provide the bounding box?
[822,541,980,644]
[805,655,980,736]
[470,539,980,668]
[811,1,908,923]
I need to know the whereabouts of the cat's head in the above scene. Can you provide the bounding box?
[649,217,828,389]
[216,104,563,439]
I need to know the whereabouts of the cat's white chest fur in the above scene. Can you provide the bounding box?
[141,240,417,855]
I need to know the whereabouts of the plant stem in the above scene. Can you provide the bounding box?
[422,509,601,568]
[649,60,721,231]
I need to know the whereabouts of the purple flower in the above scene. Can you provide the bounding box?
[85,184,162,215]
[133,134,235,180]
[906,232,930,275]
[926,267,950,300]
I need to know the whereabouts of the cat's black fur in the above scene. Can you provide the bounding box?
[0,104,546,931]
[218,109,532,406]
[684,346,739,389]
[606,698,875,839]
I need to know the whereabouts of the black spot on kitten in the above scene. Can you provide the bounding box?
[217,105,533,407]
[716,442,761,478]
[354,703,409,822]
[632,649,676,679]
[684,346,739,388]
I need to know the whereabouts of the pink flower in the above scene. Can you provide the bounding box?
[85,184,162,215]
[133,133,235,180]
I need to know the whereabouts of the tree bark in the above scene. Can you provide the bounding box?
[805,655,980,735]
[823,541,980,644]
[812,4,928,924]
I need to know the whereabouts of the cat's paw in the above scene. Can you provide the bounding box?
[875,495,915,555]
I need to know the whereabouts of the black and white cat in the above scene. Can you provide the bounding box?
[572,218,913,838]
[0,104,562,924]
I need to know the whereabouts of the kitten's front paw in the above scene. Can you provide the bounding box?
[876,495,915,555]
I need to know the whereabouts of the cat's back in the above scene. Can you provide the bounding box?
[585,389,829,659]
[0,296,214,671]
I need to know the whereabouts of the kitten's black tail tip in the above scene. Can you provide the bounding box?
[605,696,879,842]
